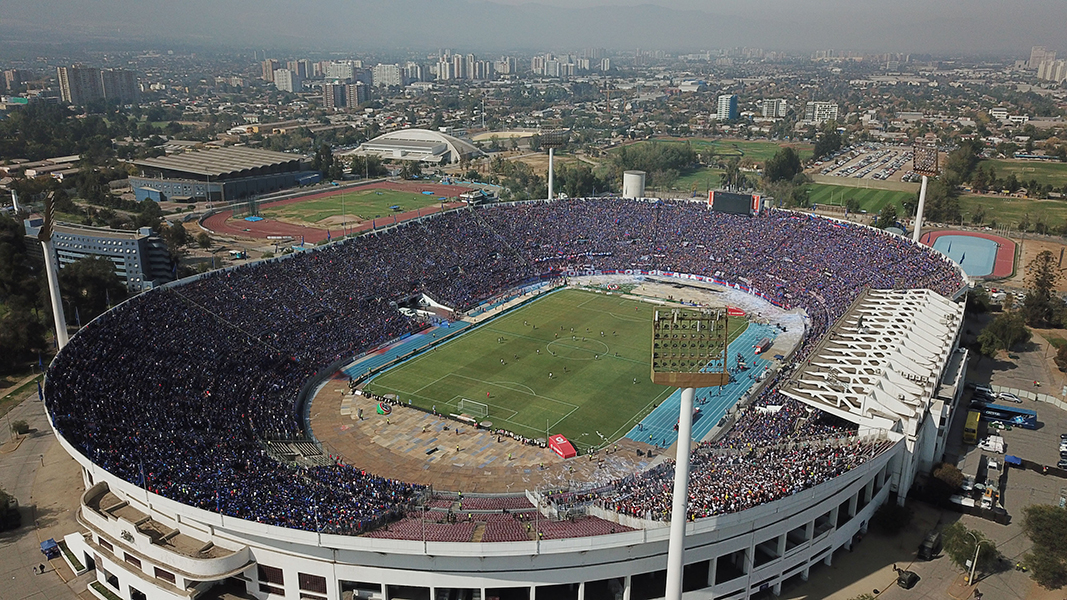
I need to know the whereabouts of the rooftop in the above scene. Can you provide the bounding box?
[780,288,964,433]
[133,146,303,178]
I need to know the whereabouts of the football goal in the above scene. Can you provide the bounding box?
[457,398,489,419]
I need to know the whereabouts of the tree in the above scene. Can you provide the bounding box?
[763,147,802,183]
[874,203,898,229]
[0,308,45,373]
[1022,505,1067,588]
[1057,345,1067,372]
[966,287,991,314]
[312,143,335,175]
[977,311,1031,356]
[57,257,128,325]
[1022,250,1063,327]
[942,522,1000,575]
[196,232,212,249]
[845,197,861,214]
[134,200,164,230]
[812,126,843,161]
[971,205,987,226]
[399,161,422,180]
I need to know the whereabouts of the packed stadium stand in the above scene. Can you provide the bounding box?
[45,198,967,600]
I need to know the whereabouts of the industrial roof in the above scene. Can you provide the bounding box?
[133,147,303,178]
[780,288,963,434]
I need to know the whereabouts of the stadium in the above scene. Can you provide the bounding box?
[44,197,968,600]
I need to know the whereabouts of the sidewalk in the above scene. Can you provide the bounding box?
[0,391,88,600]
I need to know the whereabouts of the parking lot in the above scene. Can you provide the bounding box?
[814,143,917,182]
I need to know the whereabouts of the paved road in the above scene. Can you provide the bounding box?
[0,394,87,600]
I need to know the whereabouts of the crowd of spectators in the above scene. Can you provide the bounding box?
[45,198,964,537]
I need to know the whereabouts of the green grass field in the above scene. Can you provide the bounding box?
[806,184,916,213]
[980,159,1067,188]
[260,188,447,225]
[958,195,1067,227]
[364,289,747,450]
[637,138,813,164]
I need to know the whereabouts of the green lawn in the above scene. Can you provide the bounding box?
[364,289,747,450]
[806,184,916,213]
[672,167,725,193]
[980,159,1067,188]
[959,195,1067,227]
[260,188,447,225]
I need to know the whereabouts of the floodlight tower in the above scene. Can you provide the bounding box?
[651,308,730,600]
[38,194,69,349]
[539,129,570,200]
[11,189,20,213]
[911,138,940,244]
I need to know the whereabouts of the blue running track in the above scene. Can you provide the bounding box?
[624,322,776,448]
[343,322,470,380]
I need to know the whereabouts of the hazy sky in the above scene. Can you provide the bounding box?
[1,0,1064,55]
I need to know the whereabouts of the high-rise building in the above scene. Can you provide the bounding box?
[804,101,839,124]
[286,60,308,79]
[345,82,368,106]
[762,98,787,118]
[717,94,739,121]
[99,69,139,103]
[4,69,33,91]
[495,56,517,75]
[1038,59,1067,83]
[323,82,346,110]
[436,60,454,81]
[599,58,612,71]
[1029,46,1056,69]
[325,61,355,82]
[451,54,466,80]
[372,64,402,87]
[404,62,424,83]
[273,69,303,92]
[261,59,280,81]
[57,66,103,105]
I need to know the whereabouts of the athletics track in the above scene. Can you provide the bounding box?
[920,230,1015,279]
[625,322,778,448]
[201,181,471,244]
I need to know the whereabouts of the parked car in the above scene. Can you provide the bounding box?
[1058,459,1067,469]
[998,392,1022,403]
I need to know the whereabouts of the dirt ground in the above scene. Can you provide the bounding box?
[1004,235,1067,293]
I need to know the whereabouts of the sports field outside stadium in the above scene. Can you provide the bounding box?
[260,187,450,225]
[364,289,747,450]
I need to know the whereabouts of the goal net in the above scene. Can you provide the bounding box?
[458,398,489,419]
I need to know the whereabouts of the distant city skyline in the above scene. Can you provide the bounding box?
[0,0,1065,55]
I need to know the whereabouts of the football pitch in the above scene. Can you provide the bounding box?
[260,188,448,225]
[364,289,748,450]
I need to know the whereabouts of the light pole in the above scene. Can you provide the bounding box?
[967,531,983,585]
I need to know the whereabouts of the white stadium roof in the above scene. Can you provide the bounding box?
[781,288,964,434]
[349,128,481,164]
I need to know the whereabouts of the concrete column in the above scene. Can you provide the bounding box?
[848,494,858,518]
[529,585,535,600]
[665,387,697,600]
[777,533,787,558]
[828,506,839,530]
[824,552,833,567]
[801,567,810,582]
[864,479,875,504]
[42,238,69,349]
[773,581,782,596]
[577,580,585,600]
[912,174,929,244]
[547,147,555,200]
[707,557,717,588]
[805,521,815,542]
[623,575,632,600]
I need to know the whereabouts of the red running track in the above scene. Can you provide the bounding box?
[920,230,1015,279]
[202,181,472,244]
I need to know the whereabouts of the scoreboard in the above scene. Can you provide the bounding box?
[708,190,762,216]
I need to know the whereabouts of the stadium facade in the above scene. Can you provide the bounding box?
[348,129,482,165]
[130,147,321,203]
[45,198,968,600]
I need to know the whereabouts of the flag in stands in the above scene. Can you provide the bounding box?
[327,229,331,241]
